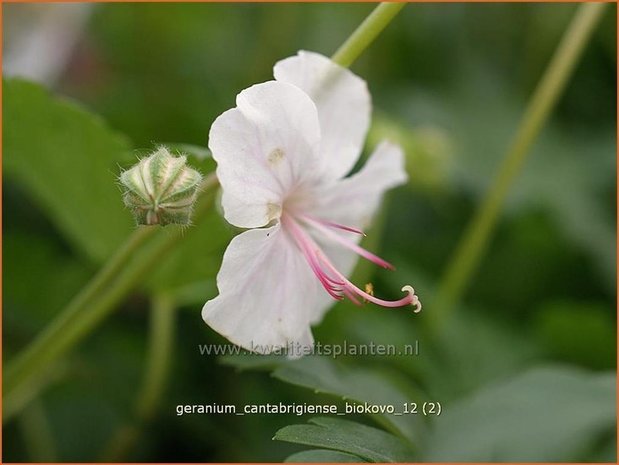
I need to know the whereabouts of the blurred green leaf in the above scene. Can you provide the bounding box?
[4,232,90,335]
[272,356,425,444]
[524,132,616,291]
[424,365,616,461]
[275,417,415,463]
[39,321,147,461]
[3,361,69,425]
[17,400,58,462]
[587,435,617,462]
[367,113,454,192]
[377,262,542,398]
[424,309,541,400]
[145,206,231,294]
[3,77,230,298]
[3,78,135,263]
[285,448,366,463]
[534,300,616,370]
[219,354,289,372]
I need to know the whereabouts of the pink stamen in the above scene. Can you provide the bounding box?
[283,216,342,300]
[299,214,366,236]
[300,215,395,270]
[317,251,420,311]
[304,252,342,300]
[297,215,367,236]
[282,214,420,312]
[342,287,362,306]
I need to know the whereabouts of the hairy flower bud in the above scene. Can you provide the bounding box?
[119,147,202,226]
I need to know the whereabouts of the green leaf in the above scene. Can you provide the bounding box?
[272,356,425,444]
[3,232,90,336]
[145,205,232,293]
[3,78,135,263]
[423,365,616,461]
[534,300,616,370]
[275,417,415,463]
[285,449,366,463]
[4,77,230,294]
[423,309,541,400]
[219,353,289,371]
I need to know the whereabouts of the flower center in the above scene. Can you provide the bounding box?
[281,213,421,312]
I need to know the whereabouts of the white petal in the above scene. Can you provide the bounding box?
[305,140,408,231]
[274,50,371,181]
[208,81,322,228]
[202,223,319,353]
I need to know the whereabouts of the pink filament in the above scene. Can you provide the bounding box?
[283,216,342,300]
[300,215,394,270]
[298,214,366,236]
[282,214,417,310]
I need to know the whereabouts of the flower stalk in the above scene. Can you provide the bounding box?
[100,294,177,461]
[332,3,406,67]
[430,3,608,327]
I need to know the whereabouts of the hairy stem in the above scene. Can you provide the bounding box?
[431,3,607,326]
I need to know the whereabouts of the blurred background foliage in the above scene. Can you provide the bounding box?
[3,3,616,462]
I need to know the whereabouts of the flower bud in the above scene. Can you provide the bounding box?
[119,147,202,226]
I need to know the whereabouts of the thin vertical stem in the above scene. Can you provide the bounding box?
[332,3,406,68]
[136,294,176,421]
[431,3,608,326]
[18,400,57,462]
[101,294,177,461]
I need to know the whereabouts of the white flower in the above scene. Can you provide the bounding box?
[202,51,420,354]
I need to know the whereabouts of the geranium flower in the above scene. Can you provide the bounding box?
[202,51,420,353]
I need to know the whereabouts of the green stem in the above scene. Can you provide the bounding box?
[431,3,607,326]
[18,400,57,462]
[4,227,154,396]
[101,294,177,461]
[136,294,176,421]
[3,175,219,420]
[332,2,406,67]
